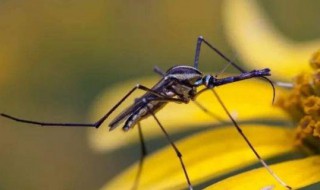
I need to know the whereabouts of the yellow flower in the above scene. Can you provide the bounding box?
[88,0,320,189]
[223,0,320,81]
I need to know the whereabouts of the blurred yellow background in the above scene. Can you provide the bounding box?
[0,1,319,189]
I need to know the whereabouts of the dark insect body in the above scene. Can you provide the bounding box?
[1,36,291,190]
[111,65,270,132]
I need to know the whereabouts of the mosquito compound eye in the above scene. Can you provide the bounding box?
[209,77,216,88]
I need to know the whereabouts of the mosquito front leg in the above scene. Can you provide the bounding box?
[194,36,276,101]
[193,36,246,73]
[211,89,292,189]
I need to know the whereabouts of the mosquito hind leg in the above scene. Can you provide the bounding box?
[192,100,226,123]
[211,89,292,189]
[132,122,147,190]
[0,113,98,127]
[147,107,193,190]
[1,84,175,128]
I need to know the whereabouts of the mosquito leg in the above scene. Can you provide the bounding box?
[153,66,165,76]
[193,36,246,73]
[94,84,183,128]
[132,122,147,190]
[147,106,193,190]
[0,113,98,127]
[1,84,175,128]
[211,89,292,189]
[192,100,226,123]
[194,36,276,102]
[193,36,203,69]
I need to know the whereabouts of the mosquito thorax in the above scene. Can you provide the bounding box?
[166,65,203,86]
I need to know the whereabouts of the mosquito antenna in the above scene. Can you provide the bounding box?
[214,61,232,78]
[214,52,240,78]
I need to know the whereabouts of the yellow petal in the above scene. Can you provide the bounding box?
[206,156,320,190]
[88,76,290,152]
[101,125,295,190]
[223,0,320,80]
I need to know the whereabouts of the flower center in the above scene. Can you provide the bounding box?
[276,50,320,144]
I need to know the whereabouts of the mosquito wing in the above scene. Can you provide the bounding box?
[109,78,171,130]
[108,96,148,129]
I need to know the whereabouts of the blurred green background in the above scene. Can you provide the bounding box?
[0,1,319,189]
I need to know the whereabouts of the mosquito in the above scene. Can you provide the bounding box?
[1,36,291,190]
